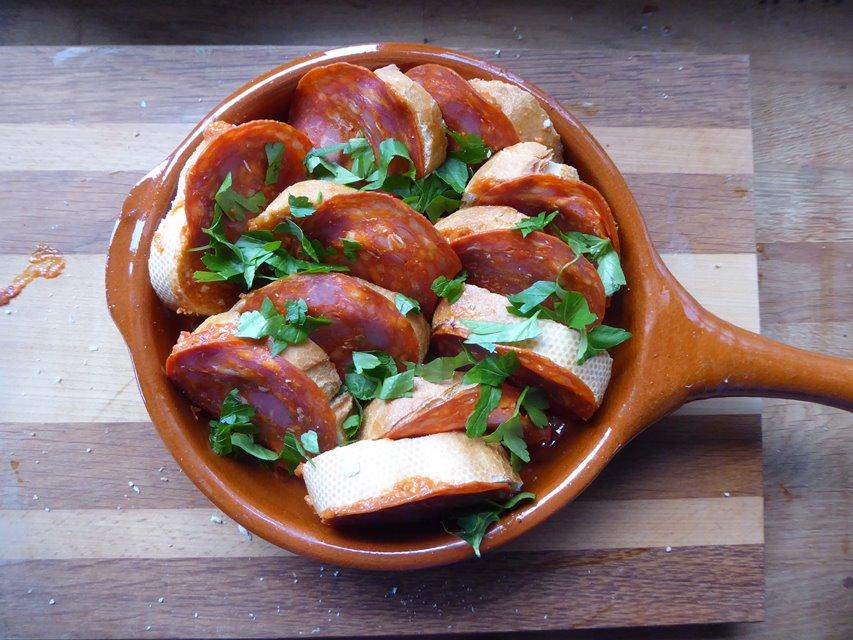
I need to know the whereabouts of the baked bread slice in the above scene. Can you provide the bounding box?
[431,283,612,419]
[301,432,521,525]
[468,79,563,157]
[463,141,578,204]
[374,64,447,175]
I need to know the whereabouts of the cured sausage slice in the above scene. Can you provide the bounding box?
[435,207,605,326]
[184,120,312,247]
[166,315,340,452]
[296,191,462,317]
[431,284,613,420]
[406,64,520,152]
[149,120,312,316]
[235,273,430,376]
[361,375,551,447]
[289,62,427,176]
[475,174,621,253]
[301,432,521,525]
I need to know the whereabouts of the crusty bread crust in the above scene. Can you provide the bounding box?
[468,79,563,158]
[249,180,357,232]
[375,64,447,175]
[301,432,521,523]
[148,121,235,315]
[462,141,579,205]
[431,283,612,406]
[434,205,527,243]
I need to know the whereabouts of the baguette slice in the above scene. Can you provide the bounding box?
[301,432,521,525]
[433,205,527,243]
[463,141,578,204]
[375,64,447,175]
[432,283,612,419]
[468,79,563,157]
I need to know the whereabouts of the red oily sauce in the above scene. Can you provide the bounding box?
[0,244,66,306]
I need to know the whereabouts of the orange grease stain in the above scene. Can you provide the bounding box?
[0,244,66,306]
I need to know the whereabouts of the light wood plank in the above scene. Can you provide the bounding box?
[0,171,757,254]
[0,497,763,560]
[0,252,761,423]
[0,123,753,175]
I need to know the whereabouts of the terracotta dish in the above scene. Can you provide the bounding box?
[106,43,853,570]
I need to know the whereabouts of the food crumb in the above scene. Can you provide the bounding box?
[238,524,252,540]
[44,507,50,512]
[86,447,92,453]
[88,345,99,352]
[388,586,398,596]
[49,598,56,605]
[495,49,501,56]
[132,485,141,494]
[140,100,147,108]
[723,491,731,497]
[33,494,38,500]
[210,515,223,524]
[665,546,672,552]
[193,613,199,619]
[160,476,168,482]
[145,626,152,631]
[54,377,62,384]
[157,597,165,603]
[248,612,256,621]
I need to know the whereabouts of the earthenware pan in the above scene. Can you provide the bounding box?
[106,43,853,570]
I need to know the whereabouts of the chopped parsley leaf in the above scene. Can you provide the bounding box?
[444,492,535,557]
[515,211,557,238]
[394,293,421,316]
[213,172,266,222]
[264,142,284,185]
[431,271,467,304]
[235,297,330,356]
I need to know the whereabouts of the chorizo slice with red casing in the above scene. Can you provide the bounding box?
[289,62,427,176]
[406,64,520,153]
[235,273,430,376]
[184,120,312,247]
[166,312,341,452]
[450,230,604,328]
[360,375,551,447]
[435,206,605,327]
[475,174,620,253]
[296,191,462,317]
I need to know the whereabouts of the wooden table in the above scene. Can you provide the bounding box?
[0,40,847,638]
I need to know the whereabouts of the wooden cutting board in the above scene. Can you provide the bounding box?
[0,46,763,637]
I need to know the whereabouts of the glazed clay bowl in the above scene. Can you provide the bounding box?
[106,43,853,570]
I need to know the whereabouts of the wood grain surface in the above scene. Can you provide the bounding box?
[0,44,767,638]
[0,10,848,633]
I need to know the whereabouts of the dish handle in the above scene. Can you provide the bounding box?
[679,304,853,411]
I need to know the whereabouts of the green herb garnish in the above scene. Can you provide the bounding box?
[264,142,284,185]
[344,351,414,401]
[213,172,266,222]
[235,297,330,356]
[394,293,421,316]
[461,313,542,352]
[555,230,626,296]
[444,492,535,557]
[406,348,477,383]
[208,389,317,474]
[341,238,361,261]
[287,194,316,218]
[515,211,558,238]
[431,271,467,305]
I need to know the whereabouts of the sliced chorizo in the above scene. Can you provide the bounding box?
[166,316,340,452]
[235,273,430,376]
[289,62,427,176]
[435,207,605,327]
[450,230,604,328]
[184,120,312,247]
[406,64,520,153]
[361,375,551,447]
[295,191,462,317]
[474,174,620,253]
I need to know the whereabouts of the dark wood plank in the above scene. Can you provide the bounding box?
[0,171,755,254]
[0,46,750,128]
[0,547,763,638]
[0,415,762,510]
